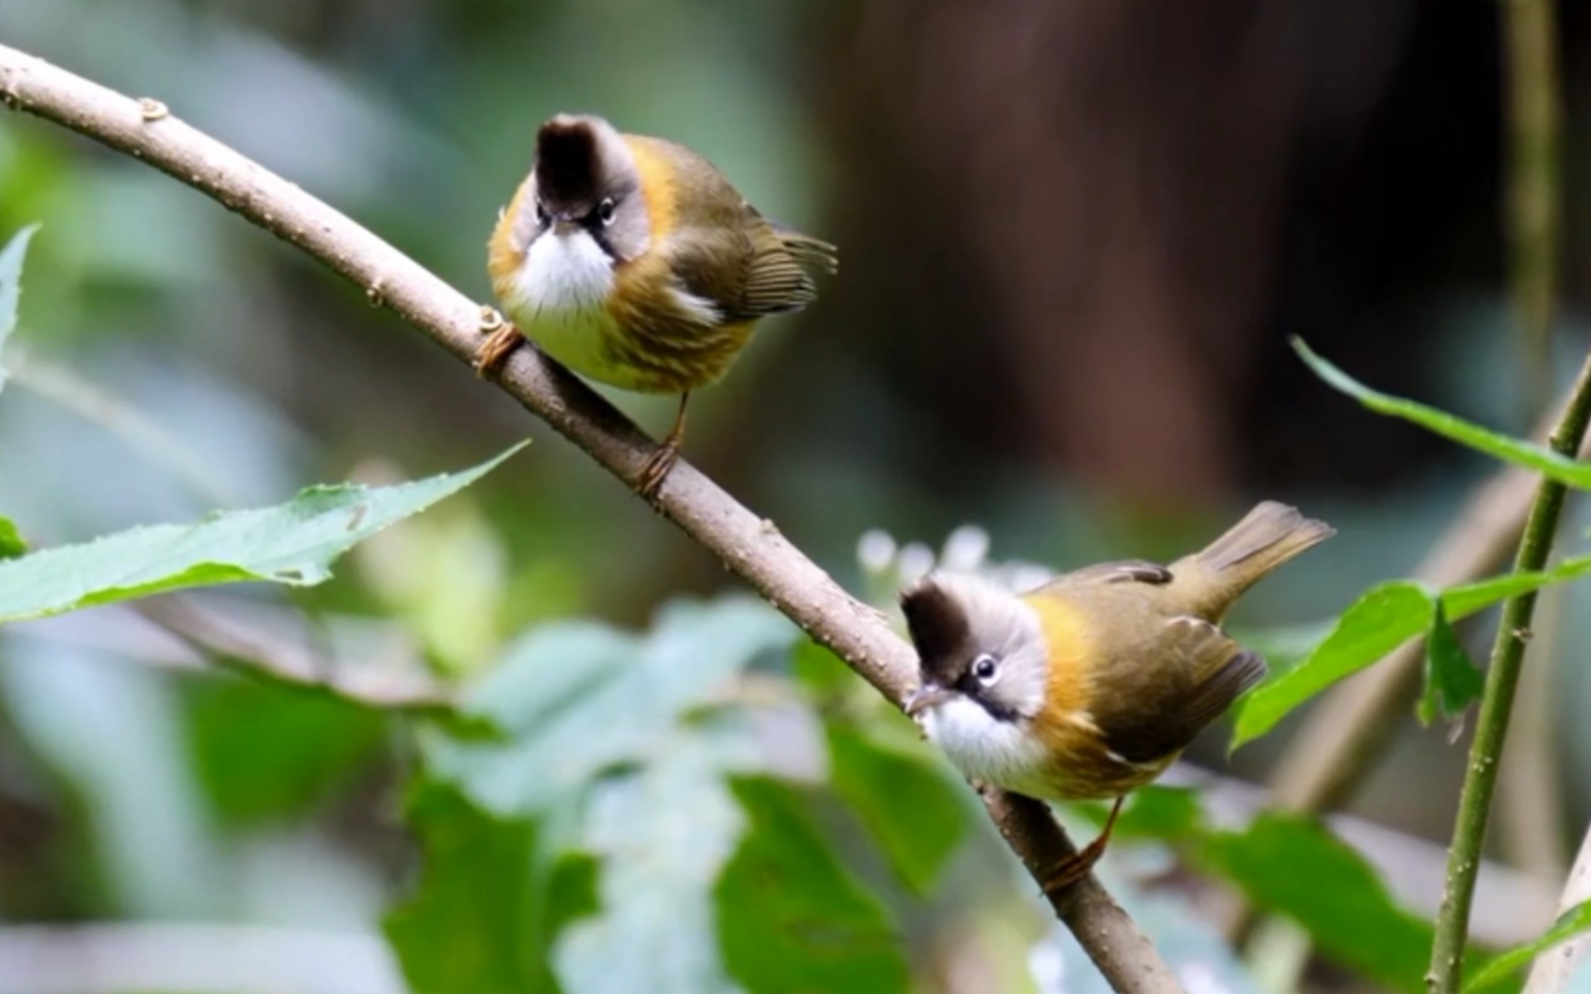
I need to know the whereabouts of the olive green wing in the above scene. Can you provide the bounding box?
[1030,559,1172,594]
[665,202,837,324]
[1090,615,1266,765]
[731,215,837,319]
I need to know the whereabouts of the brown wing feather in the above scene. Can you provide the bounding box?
[664,208,836,322]
[1031,559,1172,593]
[1093,615,1265,764]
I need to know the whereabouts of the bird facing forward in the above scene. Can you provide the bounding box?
[481,113,837,498]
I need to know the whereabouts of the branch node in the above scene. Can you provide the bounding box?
[479,305,505,333]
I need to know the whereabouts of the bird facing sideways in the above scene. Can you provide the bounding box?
[899,501,1334,892]
[481,113,837,498]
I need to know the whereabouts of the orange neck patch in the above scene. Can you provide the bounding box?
[1025,592,1095,722]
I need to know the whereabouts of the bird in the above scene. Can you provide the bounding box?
[481,113,837,498]
[899,501,1334,893]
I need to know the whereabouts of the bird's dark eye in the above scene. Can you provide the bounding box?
[972,654,999,684]
[596,197,616,225]
[534,200,550,225]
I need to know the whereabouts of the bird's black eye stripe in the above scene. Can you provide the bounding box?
[534,199,550,225]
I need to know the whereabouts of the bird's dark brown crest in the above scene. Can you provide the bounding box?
[900,581,973,684]
[535,118,602,214]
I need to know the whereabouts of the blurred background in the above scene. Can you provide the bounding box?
[2,0,1591,991]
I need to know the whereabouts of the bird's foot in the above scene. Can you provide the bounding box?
[475,321,524,379]
[1039,795,1124,896]
[636,441,681,502]
[1039,835,1108,895]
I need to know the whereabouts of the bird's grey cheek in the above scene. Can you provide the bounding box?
[607,207,651,260]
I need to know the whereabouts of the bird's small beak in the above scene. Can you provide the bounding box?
[904,683,953,717]
[551,218,581,236]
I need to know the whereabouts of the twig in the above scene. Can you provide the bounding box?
[1429,4,1569,988]
[1502,0,1563,412]
[1428,351,1591,994]
[1499,0,1569,885]
[1215,392,1591,949]
[135,595,454,713]
[0,43,1184,994]
[1497,571,1570,881]
[1522,820,1591,994]
[10,595,451,711]
[1266,395,1582,816]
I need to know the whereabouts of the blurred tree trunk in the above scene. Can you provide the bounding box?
[807,0,1440,507]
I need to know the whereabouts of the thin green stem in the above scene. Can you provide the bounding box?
[1428,355,1591,994]
[1502,0,1562,417]
[1431,5,1572,987]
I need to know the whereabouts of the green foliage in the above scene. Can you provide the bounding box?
[0,223,40,398]
[1418,601,1484,726]
[428,598,795,813]
[824,721,970,896]
[717,777,910,994]
[1201,812,1437,994]
[385,781,586,994]
[397,599,915,994]
[794,639,974,896]
[183,679,389,824]
[1464,898,1591,993]
[0,443,525,624]
[1232,555,1591,747]
[0,225,41,561]
[1295,337,1591,489]
[1111,785,1204,839]
[1234,582,1430,747]
[0,517,24,559]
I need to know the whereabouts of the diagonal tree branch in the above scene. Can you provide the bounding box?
[0,42,1184,994]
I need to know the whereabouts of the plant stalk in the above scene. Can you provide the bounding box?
[1428,355,1591,994]
[1431,6,1571,988]
[1502,0,1562,415]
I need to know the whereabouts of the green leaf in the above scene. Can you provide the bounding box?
[384,780,594,994]
[791,636,856,696]
[1418,601,1484,726]
[418,599,806,993]
[1200,812,1433,994]
[184,680,387,824]
[1112,785,1205,840]
[826,722,970,895]
[0,223,41,398]
[0,442,525,624]
[552,724,757,994]
[1464,898,1591,994]
[430,598,796,816]
[1440,553,1591,616]
[717,777,910,994]
[1232,555,1591,748]
[1294,337,1591,489]
[1232,582,1433,748]
[0,517,24,559]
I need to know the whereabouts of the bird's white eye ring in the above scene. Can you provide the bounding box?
[972,653,999,684]
[597,197,616,225]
